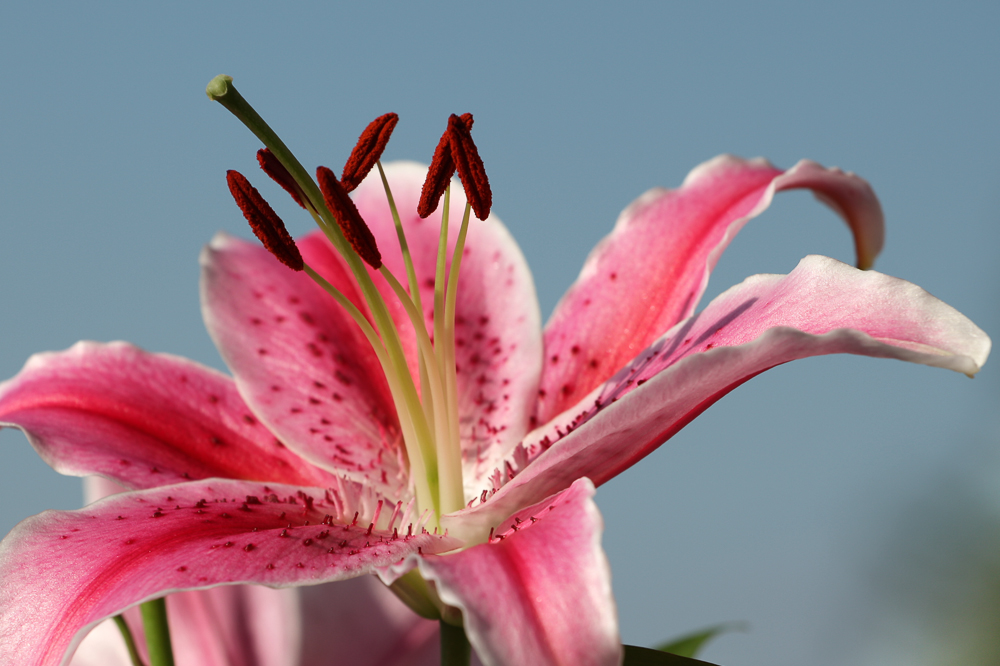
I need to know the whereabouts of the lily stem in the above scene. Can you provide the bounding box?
[113,615,147,666]
[140,598,175,666]
[440,621,471,666]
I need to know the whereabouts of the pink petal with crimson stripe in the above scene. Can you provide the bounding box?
[75,477,301,666]
[450,256,989,539]
[0,342,335,491]
[0,479,459,666]
[201,233,408,499]
[536,155,885,425]
[350,162,542,499]
[421,478,620,666]
[76,478,451,666]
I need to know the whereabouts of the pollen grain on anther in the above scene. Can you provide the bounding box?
[226,170,304,271]
[257,148,308,209]
[316,166,382,268]
[341,113,399,192]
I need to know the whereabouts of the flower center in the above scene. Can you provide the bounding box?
[208,75,491,526]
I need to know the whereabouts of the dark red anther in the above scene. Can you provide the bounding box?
[226,170,304,271]
[447,113,492,220]
[316,166,382,268]
[341,113,399,192]
[418,113,474,218]
[257,149,308,209]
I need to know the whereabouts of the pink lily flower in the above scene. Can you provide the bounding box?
[0,80,989,665]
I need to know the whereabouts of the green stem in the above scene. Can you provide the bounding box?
[440,620,471,666]
[113,615,147,666]
[140,598,175,666]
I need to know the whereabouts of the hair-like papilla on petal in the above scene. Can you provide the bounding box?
[316,166,382,268]
[341,113,399,193]
[226,170,304,271]
[447,113,492,220]
[417,113,473,219]
[257,148,309,210]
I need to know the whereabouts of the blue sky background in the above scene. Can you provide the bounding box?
[1,3,998,665]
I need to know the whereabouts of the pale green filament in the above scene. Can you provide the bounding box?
[377,161,424,314]
[441,201,474,512]
[379,267,463,514]
[377,161,437,444]
[303,265,434,512]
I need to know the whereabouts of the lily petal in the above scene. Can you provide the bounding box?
[452,255,989,536]
[202,233,407,499]
[72,578,444,666]
[0,342,335,490]
[350,162,543,497]
[422,478,620,666]
[537,156,885,423]
[73,585,301,666]
[78,478,437,666]
[0,479,459,666]
[75,477,302,666]
[298,576,442,666]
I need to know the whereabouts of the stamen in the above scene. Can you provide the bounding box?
[447,113,492,220]
[417,113,473,218]
[226,170,303,271]
[341,113,399,192]
[316,166,382,268]
[257,148,308,209]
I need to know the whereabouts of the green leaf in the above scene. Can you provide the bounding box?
[656,623,747,658]
[622,644,722,665]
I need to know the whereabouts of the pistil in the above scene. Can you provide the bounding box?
[209,75,491,526]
